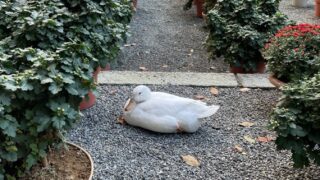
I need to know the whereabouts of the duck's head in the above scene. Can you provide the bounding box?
[132,85,151,103]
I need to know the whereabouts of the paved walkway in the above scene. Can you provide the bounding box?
[99,71,275,88]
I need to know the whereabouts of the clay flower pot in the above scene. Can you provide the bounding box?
[229,61,266,74]
[268,74,286,89]
[315,0,320,17]
[195,0,204,18]
[80,67,101,110]
[24,142,94,179]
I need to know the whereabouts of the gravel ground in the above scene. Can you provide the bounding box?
[68,85,320,179]
[113,0,228,73]
[280,0,320,24]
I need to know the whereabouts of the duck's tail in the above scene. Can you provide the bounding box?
[199,105,220,118]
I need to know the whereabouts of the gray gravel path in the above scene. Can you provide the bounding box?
[68,85,320,179]
[113,0,228,73]
[280,0,320,24]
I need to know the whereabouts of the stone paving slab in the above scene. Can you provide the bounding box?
[237,74,275,88]
[98,71,238,87]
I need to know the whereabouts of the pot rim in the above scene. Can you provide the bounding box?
[66,142,94,180]
[268,74,286,89]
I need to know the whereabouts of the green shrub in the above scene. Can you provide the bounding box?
[0,0,132,68]
[263,24,320,82]
[270,73,320,167]
[203,0,217,14]
[206,0,290,72]
[0,0,132,178]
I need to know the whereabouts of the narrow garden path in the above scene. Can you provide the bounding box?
[67,0,320,179]
[113,0,228,72]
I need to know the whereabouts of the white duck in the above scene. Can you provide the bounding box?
[122,85,219,133]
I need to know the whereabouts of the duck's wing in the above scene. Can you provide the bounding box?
[139,94,219,118]
[124,108,179,133]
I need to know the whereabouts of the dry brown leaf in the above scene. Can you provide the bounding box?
[117,115,126,125]
[244,135,256,143]
[139,66,148,71]
[239,121,255,127]
[239,88,251,92]
[110,90,117,95]
[210,87,219,96]
[257,136,274,143]
[193,95,206,100]
[181,155,200,167]
[234,145,243,153]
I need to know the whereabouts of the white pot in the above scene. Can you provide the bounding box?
[292,0,309,7]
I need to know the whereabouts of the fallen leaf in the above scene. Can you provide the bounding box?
[257,136,274,143]
[239,88,251,92]
[181,155,200,167]
[190,49,194,53]
[234,145,243,153]
[239,121,255,127]
[244,135,256,143]
[162,64,168,68]
[210,87,219,96]
[209,66,216,70]
[139,66,148,71]
[117,115,126,125]
[193,95,205,100]
[110,90,117,95]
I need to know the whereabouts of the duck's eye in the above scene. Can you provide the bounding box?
[139,92,142,95]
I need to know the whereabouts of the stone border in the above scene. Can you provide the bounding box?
[98,71,275,88]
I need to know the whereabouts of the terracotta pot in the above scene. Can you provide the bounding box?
[268,74,286,89]
[101,64,111,71]
[67,142,94,180]
[229,61,266,74]
[195,0,204,18]
[79,67,101,110]
[315,0,320,17]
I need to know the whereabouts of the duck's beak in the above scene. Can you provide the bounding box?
[124,98,136,112]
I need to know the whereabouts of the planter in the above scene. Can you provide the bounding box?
[316,0,320,17]
[268,74,286,89]
[132,0,137,12]
[195,0,204,18]
[101,63,111,71]
[229,61,266,74]
[292,0,309,7]
[80,67,101,110]
[22,142,94,180]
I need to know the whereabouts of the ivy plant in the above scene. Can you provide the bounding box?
[270,73,320,168]
[206,0,290,72]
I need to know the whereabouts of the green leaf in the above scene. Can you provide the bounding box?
[26,154,37,169]
[1,151,17,162]
[49,83,62,94]
[52,116,66,129]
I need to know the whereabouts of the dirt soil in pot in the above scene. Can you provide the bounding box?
[21,144,92,180]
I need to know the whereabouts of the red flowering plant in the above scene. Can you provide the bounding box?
[263,24,320,82]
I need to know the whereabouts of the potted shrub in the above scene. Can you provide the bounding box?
[263,24,320,87]
[270,73,320,168]
[0,0,132,178]
[205,0,290,73]
[0,0,132,110]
